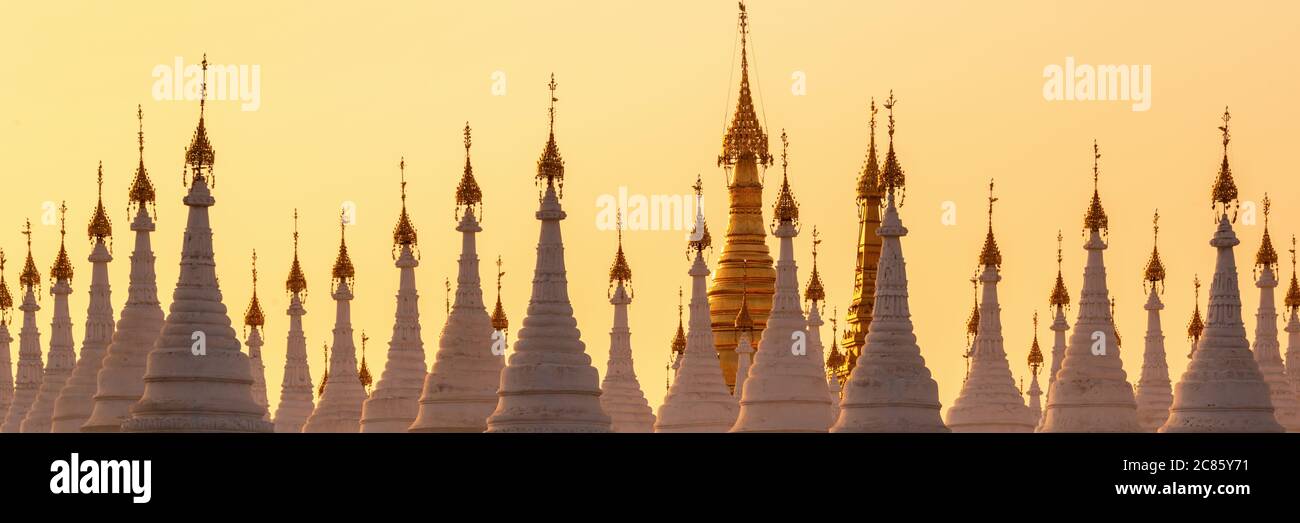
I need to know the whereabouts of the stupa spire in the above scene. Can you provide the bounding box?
[273,210,313,432]
[456,123,483,221]
[21,202,77,432]
[1026,312,1044,423]
[364,159,430,432]
[358,332,372,395]
[1044,230,1071,411]
[1039,140,1140,432]
[667,287,686,382]
[1160,109,1283,433]
[1284,235,1300,422]
[241,250,270,422]
[125,56,271,432]
[51,168,120,432]
[656,179,739,432]
[833,93,947,432]
[1188,275,1205,358]
[1247,194,1298,429]
[1135,210,1173,432]
[1,222,43,433]
[83,105,166,432]
[598,212,657,432]
[947,179,1035,432]
[491,256,509,336]
[837,99,885,384]
[303,211,365,432]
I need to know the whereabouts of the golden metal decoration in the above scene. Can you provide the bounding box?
[1211,107,1239,219]
[771,130,800,227]
[18,220,40,291]
[184,55,216,187]
[358,331,373,393]
[857,99,882,199]
[1256,194,1278,268]
[1049,230,1070,309]
[535,74,566,196]
[966,275,980,341]
[244,249,265,329]
[978,178,1002,267]
[50,201,74,283]
[735,260,754,332]
[877,91,906,199]
[672,286,687,355]
[717,1,772,168]
[88,162,113,242]
[1188,276,1205,358]
[331,209,355,287]
[1144,210,1166,291]
[128,104,156,218]
[804,227,825,304]
[687,175,713,254]
[392,157,419,256]
[1286,235,1300,313]
[455,122,484,219]
[491,256,509,333]
[0,249,12,324]
[285,209,308,297]
[837,100,885,381]
[608,210,632,288]
[1083,140,1109,233]
[826,307,844,379]
[1028,311,1044,375]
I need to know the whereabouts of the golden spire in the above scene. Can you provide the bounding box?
[318,343,329,397]
[608,211,633,295]
[128,104,156,218]
[536,74,566,197]
[1028,311,1044,376]
[857,98,881,200]
[718,1,772,168]
[456,122,484,219]
[331,209,355,288]
[978,178,1001,267]
[50,201,74,283]
[671,286,687,355]
[244,249,265,331]
[392,157,419,256]
[771,130,800,226]
[285,209,308,297]
[1049,230,1070,309]
[0,249,12,324]
[18,220,40,292]
[736,260,754,332]
[965,275,980,342]
[687,174,712,254]
[491,255,509,333]
[1211,107,1239,220]
[826,307,843,373]
[805,228,825,303]
[1256,194,1278,269]
[1083,140,1108,233]
[1188,276,1205,353]
[878,91,906,202]
[1110,297,1121,348]
[1286,235,1300,313]
[1144,210,1166,292]
[88,162,113,244]
[184,54,216,187]
[358,331,373,393]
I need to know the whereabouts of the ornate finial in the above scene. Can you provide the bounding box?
[1285,235,1300,313]
[1028,311,1044,376]
[736,259,755,332]
[0,249,11,324]
[244,249,265,331]
[286,209,308,297]
[966,275,980,342]
[536,74,566,197]
[1144,209,1166,292]
[857,98,881,200]
[392,157,419,257]
[88,162,113,244]
[978,178,1001,267]
[331,209,355,289]
[608,211,633,295]
[184,55,216,187]
[129,104,156,218]
[1256,194,1278,269]
[671,286,687,356]
[878,91,906,203]
[456,122,484,220]
[805,228,825,304]
[1083,140,1109,233]
[718,1,772,168]
[771,130,800,227]
[1211,107,1239,220]
[1049,230,1070,309]
[826,306,843,374]
[50,201,74,283]
[318,343,329,397]
[1188,275,1205,348]
[19,220,39,292]
[491,256,509,333]
[688,175,713,255]
[359,331,373,393]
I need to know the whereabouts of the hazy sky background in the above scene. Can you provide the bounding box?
[2,1,1298,417]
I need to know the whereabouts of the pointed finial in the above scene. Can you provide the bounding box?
[1028,310,1044,376]
[88,162,113,243]
[456,122,484,219]
[536,74,566,196]
[0,249,11,324]
[1211,107,1239,220]
[18,219,39,292]
[978,178,1002,267]
[688,175,712,255]
[491,255,509,334]
[772,130,800,227]
[671,286,687,356]
[805,227,825,304]
[50,201,74,283]
[286,209,307,297]
[1257,193,1278,269]
[717,0,772,168]
[548,74,558,133]
[736,259,755,332]
[331,208,355,288]
[1050,230,1070,309]
[359,331,373,393]
[1188,275,1205,349]
[878,90,906,201]
[392,157,419,255]
[245,249,265,330]
[1144,209,1166,291]
[1285,235,1300,313]
[1083,140,1109,233]
[184,54,216,187]
[966,274,980,342]
[608,210,633,294]
[129,105,157,217]
[858,97,881,199]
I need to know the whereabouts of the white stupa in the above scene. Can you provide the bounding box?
[734,135,835,432]
[655,181,739,433]
[1161,109,1283,433]
[1027,316,1045,423]
[84,108,166,433]
[409,125,506,433]
[1285,239,1300,415]
[832,94,948,433]
[302,213,366,432]
[1248,197,1298,430]
[0,251,15,419]
[485,76,611,433]
[946,181,1035,433]
[361,159,428,432]
[1134,211,1173,432]
[1039,141,1141,433]
[52,167,118,433]
[123,60,272,433]
[271,211,314,433]
[597,216,657,433]
[1,223,43,432]
[242,251,271,421]
[1045,232,1071,401]
[22,201,77,433]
